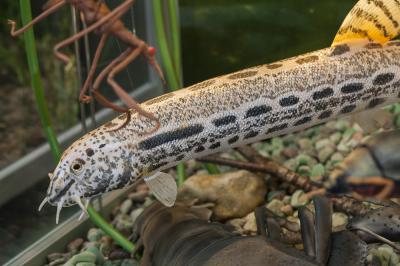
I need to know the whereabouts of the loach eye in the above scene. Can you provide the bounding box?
[70,159,85,174]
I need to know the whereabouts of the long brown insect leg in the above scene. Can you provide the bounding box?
[80,33,109,103]
[53,0,136,65]
[107,45,161,134]
[8,0,67,37]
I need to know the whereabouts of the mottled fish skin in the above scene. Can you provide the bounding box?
[47,40,400,207]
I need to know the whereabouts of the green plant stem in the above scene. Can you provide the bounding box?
[19,0,134,253]
[152,0,180,91]
[167,0,182,82]
[20,0,61,160]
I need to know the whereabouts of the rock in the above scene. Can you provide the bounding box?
[317,146,334,163]
[99,236,113,256]
[337,142,350,153]
[334,120,350,131]
[332,212,348,229]
[266,199,284,216]
[283,159,299,171]
[330,152,344,163]
[267,191,285,201]
[290,190,308,208]
[297,165,311,176]
[130,208,143,224]
[86,247,105,265]
[226,218,246,233]
[329,132,342,144]
[280,204,294,216]
[67,238,84,253]
[281,147,298,158]
[178,170,266,220]
[342,128,356,142]
[114,214,134,232]
[109,249,131,260]
[87,228,104,242]
[310,164,325,178]
[120,199,133,214]
[315,139,333,150]
[75,263,96,266]
[47,253,65,262]
[282,195,291,205]
[48,257,68,266]
[242,212,257,234]
[64,251,96,266]
[297,138,313,150]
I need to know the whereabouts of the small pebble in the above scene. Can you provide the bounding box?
[329,132,342,144]
[290,190,308,208]
[297,138,313,150]
[130,208,144,224]
[242,212,257,234]
[266,199,285,216]
[281,147,298,158]
[280,204,294,216]
[317,146,335,163]
[87,228,104,242]
[310,164,325,178]
[64,251,96,266]
[120,199,133,214]
[109,249,131,260]
[315,139,332,150]
[332,212,348,229]
[67,238,84,253]
[330,152,344,163]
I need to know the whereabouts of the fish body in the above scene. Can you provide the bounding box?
[41,0,400,218]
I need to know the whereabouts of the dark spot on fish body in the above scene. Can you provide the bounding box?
[85,148,94,157]
[213,115,237,127]
[244,131,259,139]
[227,70,258,79]
[228,136,239,144]
[194,146,205,153]
[315,102,329,111]
[266,63,283,69]
[209,142,221,149]
[279,95,299,107]
[341,83,364,94]
[293,116,312,126]
[295,55,319,64]
[368,98,386,108]
[365,42,382,49]
[313,88,334,100]
[245,105,272,118]
[373,73,395,85]
[267,123,288,133]
[340,105,357,113]
[144,93,175,105]
[139,124,204,150]
[330,44,350,56]
[318,110,333,119]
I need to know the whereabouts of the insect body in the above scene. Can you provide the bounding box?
[40,0,400,221]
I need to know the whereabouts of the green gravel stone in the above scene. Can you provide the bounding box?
[290,190,309,208]
[297,165,310,176]
[64,251,96,266]
[266,199,284,216]
[75,263,96,266]
[87,228,104,242]
[297,138,313,150]
[315,139,332,150]
[310,164,325,177]
[86,246,105,265]
[329,132,342,144]
[317,147,334,163]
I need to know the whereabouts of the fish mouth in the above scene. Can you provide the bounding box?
[39,178,89,224]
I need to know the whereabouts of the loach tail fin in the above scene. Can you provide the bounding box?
[144,172,177,207]
[332,0,400,45]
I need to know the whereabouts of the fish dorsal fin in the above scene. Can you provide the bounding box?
[332,0,400,46]
[144,172,177,207]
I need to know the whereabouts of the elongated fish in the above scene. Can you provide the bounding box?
[40,0,400,222]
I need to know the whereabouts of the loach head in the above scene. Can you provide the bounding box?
[39,119,141,223]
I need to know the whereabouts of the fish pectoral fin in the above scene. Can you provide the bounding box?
[144,172,177,207]
[332,0,400,46]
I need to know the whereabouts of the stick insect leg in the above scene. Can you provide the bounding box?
[107,44,161,134]
[53,0,136,65]
[8,0,67,37]
[91,49,132,113]
[347,176,395,200]
[80,33,109,103]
